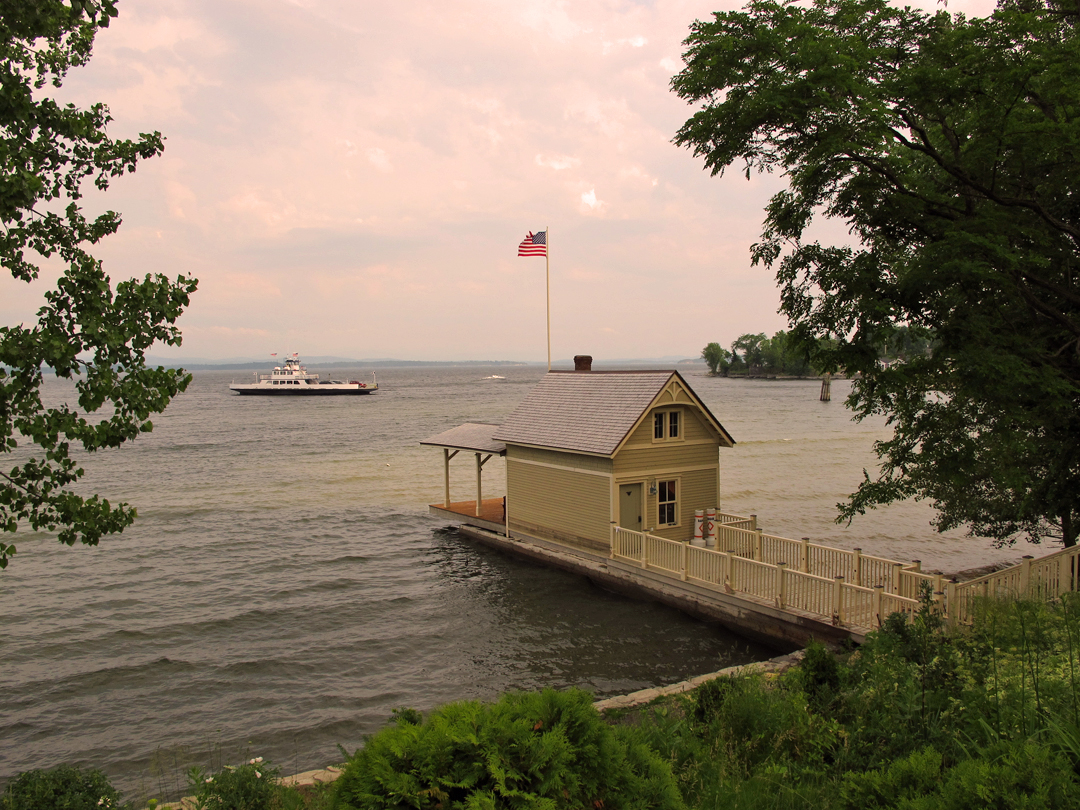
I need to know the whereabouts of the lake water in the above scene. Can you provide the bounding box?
[0,365,1020,798]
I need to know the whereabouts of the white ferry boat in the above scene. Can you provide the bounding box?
[229,355,378,396]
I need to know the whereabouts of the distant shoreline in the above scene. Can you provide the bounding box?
[153,359,710,371]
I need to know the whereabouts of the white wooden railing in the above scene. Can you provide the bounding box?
[611,513,1080,633]
[950,546,1080,625]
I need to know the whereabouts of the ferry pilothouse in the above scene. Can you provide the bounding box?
[228,355,378,395]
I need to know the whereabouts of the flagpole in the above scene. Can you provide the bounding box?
[546,225,551,372]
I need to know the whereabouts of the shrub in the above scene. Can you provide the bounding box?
[795,641,841,712]
[0,764,125,810]
[332,688,684,810]
[690,673,842,776]
[189,757,282,810]
[838,740,1080,809]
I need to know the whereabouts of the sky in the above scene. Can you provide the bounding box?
[1,0,997,363]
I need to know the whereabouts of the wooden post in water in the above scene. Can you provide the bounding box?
[820,373,832,401]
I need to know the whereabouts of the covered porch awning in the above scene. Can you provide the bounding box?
[420,423,506,525]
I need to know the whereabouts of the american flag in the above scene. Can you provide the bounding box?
[517,230,547,257]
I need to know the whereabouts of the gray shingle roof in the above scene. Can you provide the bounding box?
[491,371,675,455]
[420,422,506,454]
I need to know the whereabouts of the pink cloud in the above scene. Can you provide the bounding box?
[7,0,999,362]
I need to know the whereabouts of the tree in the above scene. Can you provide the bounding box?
[731,332,767,371]
[761,330,813,376]
[673,0,1080,546]
[880,326,933,365]
[702,341,731,374]
[0,1,197,569]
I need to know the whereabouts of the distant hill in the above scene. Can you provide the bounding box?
[143,355,707,371]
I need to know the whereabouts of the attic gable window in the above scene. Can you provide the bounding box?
[652,410,681,442]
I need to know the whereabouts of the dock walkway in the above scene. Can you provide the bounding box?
[434,503,1080,648]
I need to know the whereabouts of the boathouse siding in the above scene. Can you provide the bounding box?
[506,447,613,551]
[501,444,613,552]
[490,366,733,551]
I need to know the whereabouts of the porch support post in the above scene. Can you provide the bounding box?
[475,452,482,516]
[443,448,451,507]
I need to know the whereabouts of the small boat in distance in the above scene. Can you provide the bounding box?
[229,355,378,396]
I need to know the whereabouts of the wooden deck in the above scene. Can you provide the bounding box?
[429,498,506,533]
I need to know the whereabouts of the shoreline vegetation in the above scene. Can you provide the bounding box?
[8,593,1079,810]
[701,330,929,380]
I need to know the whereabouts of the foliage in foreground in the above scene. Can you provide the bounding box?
[674,0,1080,547]
[333,688,684,810]
[0,764,126,810]
[0,0,198,570]
[627,597,1080,809]
[12,597,1080,810]
[188,757,284,810]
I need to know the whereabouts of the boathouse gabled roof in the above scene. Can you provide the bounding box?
[419,422,507,455]
[491,370,733,457]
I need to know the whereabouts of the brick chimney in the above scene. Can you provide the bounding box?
[574,355,593,372]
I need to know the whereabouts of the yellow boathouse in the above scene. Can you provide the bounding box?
[422,355,733,551]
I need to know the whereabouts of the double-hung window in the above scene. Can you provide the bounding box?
[658,480,678,525]
[652,410,681,441]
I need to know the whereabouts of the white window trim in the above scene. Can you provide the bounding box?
[655,476,681,528]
